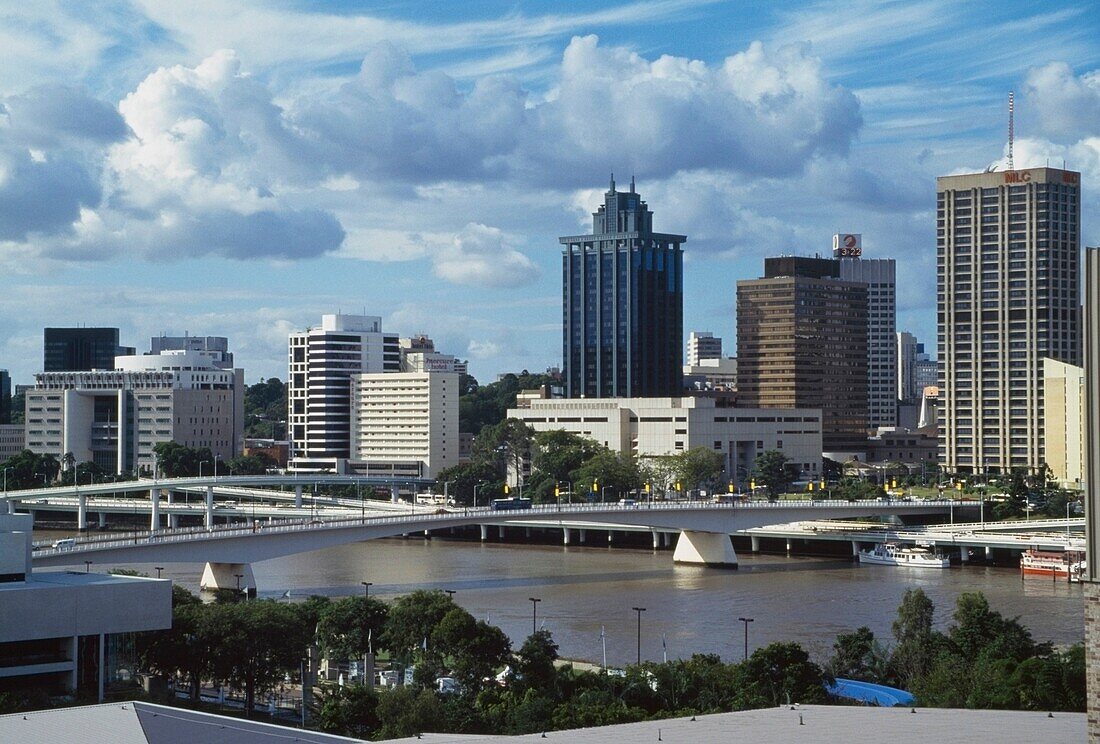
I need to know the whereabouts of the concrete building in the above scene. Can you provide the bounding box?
[938,167,1080,475]
[349,372,459,479]
[561,176,685,398]
[287,314,400,472]
[1043,358,1084,489]
[0,369,10,424]
[149,334,233,369]
[242,438,290,468]
[736,256,869,458]
[897,331,937,404]
[24,351,244,475]
[1083,247,1100,738]
[687,331,722,366]
[0,424,25,462]
[835,240,897,430]
[0,512,171,702]
[43,328,134,372]
[866,426,939,472]
[399,337,459,374]
[508,395,823,487]
[683,357,738,392]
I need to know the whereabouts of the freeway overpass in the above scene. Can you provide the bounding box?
[30,499,961,592]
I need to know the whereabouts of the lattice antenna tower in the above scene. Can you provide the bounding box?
[1007,90,1015,171]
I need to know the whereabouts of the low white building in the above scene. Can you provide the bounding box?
[508,396,822,487]
[349,372,459,479]
[24,351,244,475]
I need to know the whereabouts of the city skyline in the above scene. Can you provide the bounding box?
[1,1,1098,386]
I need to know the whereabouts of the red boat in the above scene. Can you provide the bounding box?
[1020,549,1084,579]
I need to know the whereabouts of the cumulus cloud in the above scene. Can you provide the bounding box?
[1023,62,1100,142]
[432,222,538,287]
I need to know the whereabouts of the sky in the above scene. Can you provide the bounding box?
[1,0,1099,385]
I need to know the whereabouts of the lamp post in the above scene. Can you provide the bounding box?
[3,466,11,495]
[154,566,164,579]
[737,617,754,661]
[444,589,456,600]
[473,482,487,509]
[528,597,541,634]
[632,607,646,665]
[234,573,244,595]
[84,560,92,574]
[199,460,208,479]
[361,581,372,600]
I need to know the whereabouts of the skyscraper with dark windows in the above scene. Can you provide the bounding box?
[559,176,685,398]
[43,327,134,372]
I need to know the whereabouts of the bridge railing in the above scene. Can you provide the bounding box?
[30,499,963,558]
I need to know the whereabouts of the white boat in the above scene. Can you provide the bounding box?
[858,543,950,569]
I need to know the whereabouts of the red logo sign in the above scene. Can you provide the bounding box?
[1004,171,1032,183]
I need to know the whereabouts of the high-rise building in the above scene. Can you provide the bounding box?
[897,331,937,403]
[43,328,135,372]
[687,331,722,367]
[835,243,896,430]
[287,314,400,472]
[0,369,10,425]
[1043,358,1084,488]
[938,167,1080,475]
[560,176,685,398]
[25,351,244,474]
[736,256,869,455]
[149,335,234,369]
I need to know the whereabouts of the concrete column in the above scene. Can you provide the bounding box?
[423,530,430,538]
[390,486,399,504]
[167,491,178,529]
[563,528,571,545]
[652,530,660,550]
[205,486,214,529]
[78,492,87,531]
[785,539,792,553]
[98,633,105,702]
[69,635,78,693]
[984,546,993,560]
[608,530,614,544]
[200,561,257,596]
[579,529,586,543]
[525,527,531,538]
[480,525,488,541]
[97,511,106,528]
[852,540,861,557]
[150,489,161,531]
[959,545,969,562]
[498,526,505,540]
[295,484,303,508]
[672,531,738,568]
[751,536,760,552]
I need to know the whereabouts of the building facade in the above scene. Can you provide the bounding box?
[149,335,234,369]
[1043,358,1084,488]
[683,357,738,392]
[508,395,823,487]
[288,314,401,472]
[560,177,685,398]
[349,372,459,479]
[24,351,244,475]
[938,167,1081,475]
[837,250,897,430]
[0,424,25,462]
[737,257,869,456]
[687,331,722,367]
[44,328,134,372]
[0,369,9,425]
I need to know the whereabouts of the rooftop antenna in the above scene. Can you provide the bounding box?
[609,172,615,192]
[1007,90,1015,171]
[630,173,636,193]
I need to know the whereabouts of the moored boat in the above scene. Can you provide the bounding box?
[857,543,950,569]
[1021,549,1085,579]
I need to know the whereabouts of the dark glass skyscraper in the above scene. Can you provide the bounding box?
[43,328,133,372]
[560,177,685,398]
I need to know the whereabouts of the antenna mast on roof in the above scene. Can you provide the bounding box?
[1007,91,1015,171]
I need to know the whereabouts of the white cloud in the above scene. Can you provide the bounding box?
[433,223,539,288]
[1024,62,1100,142]
[467,339,502,360]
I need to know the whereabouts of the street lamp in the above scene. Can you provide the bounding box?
[234,573,244,594]
[528,597,541,634]
[632,607,646,665]
[199,460,209,479]
[154,566,164,579]
[737,617,754,661]
[361,581,372,600]
[84,560,92,574]
[444,589,456,599]
[473,481,487,509]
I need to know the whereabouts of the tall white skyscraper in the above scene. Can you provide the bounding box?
[288,314,400,472]
[938,167,1080,475]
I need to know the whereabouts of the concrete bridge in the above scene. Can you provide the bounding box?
[29,499,960,592]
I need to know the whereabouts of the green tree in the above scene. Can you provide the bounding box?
[152,442,214,478]
[732,642,830,707]
[138,586,214,701]
[0,450,60,488]
[571,450,643,500]
[673,447,726,492]
[826,626,885,682]
[459,372,558,435]
[381,590,458,663]
[243,377,287,439]
[513,630,559,694]
[948,592,1047,664]
[474,418,534,484]
[375,686,446,739]
[531,430,603,486]
[751,450,795,497]
[890,588,939,687]
[433,460,501,506]
[224,453,276,475]
[311,684,380,739]
[431,607,511,693]
[316,596,389,662]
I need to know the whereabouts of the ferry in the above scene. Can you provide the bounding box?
[857,543,951,569]
[1020,549,1085,580]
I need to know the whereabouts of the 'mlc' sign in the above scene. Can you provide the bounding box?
[1004,171,1032,183]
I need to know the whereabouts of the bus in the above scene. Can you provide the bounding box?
[491,497,532,511]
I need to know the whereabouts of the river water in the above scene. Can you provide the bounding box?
[40,533,1084,667]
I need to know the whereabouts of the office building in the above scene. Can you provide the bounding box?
[938,167,1080,475]
[24,351,244,475]
[0,369,9,424]
[509,395,822,487]
[683,357,738,391]
[0,425,24,461]
[149,334,234,369]
[288,314,400,472]
[897,331,938,406]
[832,237,897,429]
[560,176,685,398]
[0,513,171,701]
[687,332,722,366]
[737,256,869,457]
[399,335,458,373]
[349,372,459,479]
[1043,358,1084,488]
[43,328,134,372]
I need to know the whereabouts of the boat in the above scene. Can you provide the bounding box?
[1021,549,1085,580]
[857,543,950,568]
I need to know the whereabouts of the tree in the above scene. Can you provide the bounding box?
[513,630,559,694]
[571,450,643,500]
[375,686,446,739]
[381,590,458,663]
[531,430,603,486]
[826,626,882,682]
[433,460,500,506]
[732,642,829,708]
[948,592,1046,664]
[0,450,60,488]
[431,607,511,693]
[474,418,534,485]
[152,442,214,478]
[673,447,726,492]
[459,372,558,435]
[891,588,939,687]
[316,596,389,663]
[312,684,380,739]
[138,587,213,701]
[243,377,287,439]
[225,453,276,475]
[751,450,795,497]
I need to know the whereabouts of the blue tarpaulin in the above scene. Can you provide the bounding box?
[827,678,916,707]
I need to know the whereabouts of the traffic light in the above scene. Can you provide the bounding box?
[750,480,756,490]
[891,479,897,489]
[728,482,734,493]
[956,482,963,491]
[554,485,560,498]
[675,482,681,492]
[503,484,510,495]
[807,482,814,492]
[819,480,826,490]
[644,482,651,493]
[592,480,598,492]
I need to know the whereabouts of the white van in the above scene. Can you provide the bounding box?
[52,538,76,550]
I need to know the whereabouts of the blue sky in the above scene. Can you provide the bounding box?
[1,0,1098,384]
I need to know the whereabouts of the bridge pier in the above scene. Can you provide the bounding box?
[205,486,214,528]
[750,536,760,553]
[78,493,87,531]
[97,511,106,528]
[851,540,860,557]
[295,485,303,508]
[390,486,399,504]
[149,489,161,532]
[984,546,993,561]
[498,526,505,540]
[673,531,738,568]
[480,525,488,541]
[167,491,178,529]
[579,529,586,543]
[652,530,660,550]
[959,545,969,562]
[563,528,571,545]
[200,562,257,597]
